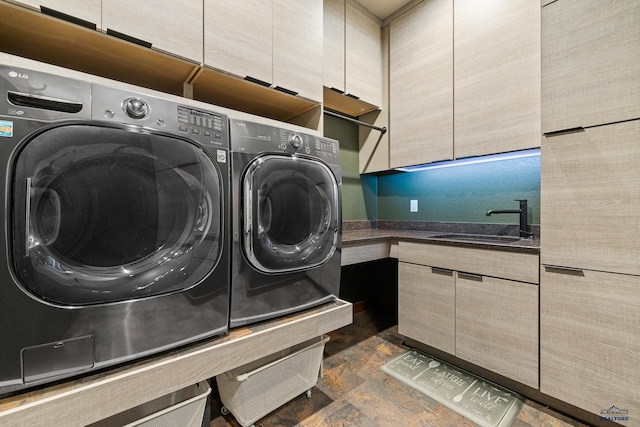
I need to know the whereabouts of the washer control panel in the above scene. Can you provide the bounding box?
[313,137,338,161]
[123,97,150,119]
[92,84,229,149]
[288,133,304,149]
[177,106,225,141]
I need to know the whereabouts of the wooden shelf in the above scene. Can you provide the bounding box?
[192,67,321,124]
[323,86,379,118]
[0,300,352,427]
[0,0,321,128]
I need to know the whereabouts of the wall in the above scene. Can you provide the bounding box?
[324,114,377,221]
[377,155,541,224]
[325,114,541,226]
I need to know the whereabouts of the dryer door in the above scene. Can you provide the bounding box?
[12,123,223,306]
[243,154,339,273]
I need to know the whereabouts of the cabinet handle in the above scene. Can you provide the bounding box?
[106,29,152,49]
[543,265,585,276]
[431,267,453,276]
[543,127,584,137]
[274,86,299,96]
[40,6,96,30]
[244,76,272,88]
[329,87,345,94]
[457,272,483,282]
[345,93,360,100]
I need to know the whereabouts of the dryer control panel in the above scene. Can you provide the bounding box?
[229,119,340,166]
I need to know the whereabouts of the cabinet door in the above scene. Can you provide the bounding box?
[14,0,101,27]
[541,120,640,276]
[389,0,453,168]
[323,0,344,92]
[542,0,640,133]
[273,0,323,101]
[204,0,272,84]
[398,262,455,355]
[102,0,203,63]
[345,2,381,107]
[456,273,539,388]
[454,0,540,158]
[540,267,640,423]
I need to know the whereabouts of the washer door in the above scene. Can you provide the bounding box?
[12,124,223,306]
[243,155,339,273]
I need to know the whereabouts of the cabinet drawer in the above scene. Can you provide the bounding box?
[341,242,390,266]
[456,274,539,388]
[398,242,539,284]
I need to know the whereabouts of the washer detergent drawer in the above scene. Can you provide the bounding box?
[22,335,94,384]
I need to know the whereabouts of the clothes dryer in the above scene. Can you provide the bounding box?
[229,119,341,328]
[0,64,230,394]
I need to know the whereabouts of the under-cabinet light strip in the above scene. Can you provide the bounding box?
[394,148,540,172]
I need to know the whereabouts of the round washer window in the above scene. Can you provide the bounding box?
[12,124,223,306]
[243,155,339,273]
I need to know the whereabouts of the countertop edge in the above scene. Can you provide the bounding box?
[342,229,540,254]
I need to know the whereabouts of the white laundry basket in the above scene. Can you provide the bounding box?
[89,380,211,427]
[216,335,329,427]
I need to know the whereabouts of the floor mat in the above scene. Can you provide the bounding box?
[381,349,524,427]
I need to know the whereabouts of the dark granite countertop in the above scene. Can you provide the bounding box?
[342,223,540,254]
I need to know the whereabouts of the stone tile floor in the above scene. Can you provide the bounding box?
[209,309,592,427]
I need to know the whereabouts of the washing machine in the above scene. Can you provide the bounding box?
[229,119,341,328]
[0,64,230,394]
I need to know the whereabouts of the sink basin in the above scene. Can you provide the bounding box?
[429,234,522,243]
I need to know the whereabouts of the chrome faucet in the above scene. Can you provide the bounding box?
[486,199,532,238]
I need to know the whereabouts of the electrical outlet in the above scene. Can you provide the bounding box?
[410,199,418,212]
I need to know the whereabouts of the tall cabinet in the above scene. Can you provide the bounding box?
[540,1,640,424]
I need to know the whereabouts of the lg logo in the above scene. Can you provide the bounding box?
[8,71,28,79]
